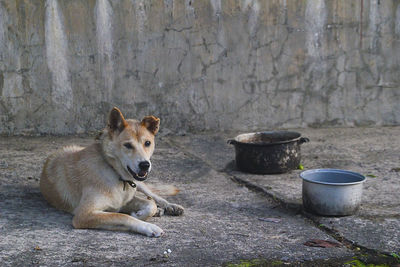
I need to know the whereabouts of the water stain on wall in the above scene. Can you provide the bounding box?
[0,0,399,134]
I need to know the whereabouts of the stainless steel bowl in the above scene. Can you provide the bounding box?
[300,169,366,216]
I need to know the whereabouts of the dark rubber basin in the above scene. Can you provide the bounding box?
[228,131,309,174]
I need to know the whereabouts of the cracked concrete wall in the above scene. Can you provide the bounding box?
[0,0,399,135]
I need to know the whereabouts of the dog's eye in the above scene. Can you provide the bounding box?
[144,141,151,147]
[124,143,133,149]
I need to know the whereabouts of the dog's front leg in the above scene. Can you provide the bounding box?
[120,195,158,221]
[72,209,164,237]
[136,182,184,216]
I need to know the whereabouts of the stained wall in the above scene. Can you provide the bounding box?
[0,0,399,134]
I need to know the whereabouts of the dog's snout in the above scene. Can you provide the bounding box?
[139,161,150,171]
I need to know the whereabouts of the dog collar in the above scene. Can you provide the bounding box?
[119,177,136,191]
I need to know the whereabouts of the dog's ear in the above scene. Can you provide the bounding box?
[108,107,127,134]
[141,116,160,135]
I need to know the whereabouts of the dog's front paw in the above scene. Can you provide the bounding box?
[153,207,165,217]
[164,203,184,216]
[138,222,164,238]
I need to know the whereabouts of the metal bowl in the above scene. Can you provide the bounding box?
[300,169,366,216]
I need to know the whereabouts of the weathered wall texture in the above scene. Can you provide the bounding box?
[0,0,399,134]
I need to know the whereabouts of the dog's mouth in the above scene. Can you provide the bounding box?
[127,165,148,181]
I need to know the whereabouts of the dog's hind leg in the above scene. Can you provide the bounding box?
[120,195,158,221]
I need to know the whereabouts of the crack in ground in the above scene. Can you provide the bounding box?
[167,137,400,266]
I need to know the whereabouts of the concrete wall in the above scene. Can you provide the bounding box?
[0,0,399,135]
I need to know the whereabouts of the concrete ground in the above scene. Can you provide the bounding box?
[0,127,399,266]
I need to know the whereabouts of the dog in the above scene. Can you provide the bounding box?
[40,107,184,237]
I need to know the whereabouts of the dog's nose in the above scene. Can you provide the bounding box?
[139,161,150,171]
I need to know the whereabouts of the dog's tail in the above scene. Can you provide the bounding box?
[147,184,180,196]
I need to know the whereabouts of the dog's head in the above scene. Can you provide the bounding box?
[100,107,160,182]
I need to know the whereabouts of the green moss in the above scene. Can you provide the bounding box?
[344,259,390,267]
[225,254,398,267]
[226,259,284,267]
[226,259,265,267]
[391,252,400,262]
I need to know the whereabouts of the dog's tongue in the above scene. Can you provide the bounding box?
[138,170,147,177]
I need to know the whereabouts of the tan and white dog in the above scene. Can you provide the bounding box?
[40,107,184,237]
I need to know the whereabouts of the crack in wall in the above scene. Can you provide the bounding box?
[0,0,399,134]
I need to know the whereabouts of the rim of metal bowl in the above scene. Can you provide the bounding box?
[229,131,302,146]
[300,169,366,186]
